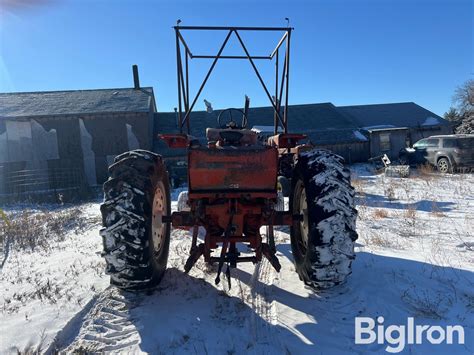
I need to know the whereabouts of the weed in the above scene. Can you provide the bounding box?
[399,205,418,237]
[373,209,389,219]
[430,202,445,218]
[0,206,94,253]
[401,287,451,319]
[418,163,436,185]
[383,182,396,201]
[351,178,365,197]
[365,230,402,249]
[404,206,417,221]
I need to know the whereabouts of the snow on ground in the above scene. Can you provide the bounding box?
[0,203,109,354]
[1,165,473,354]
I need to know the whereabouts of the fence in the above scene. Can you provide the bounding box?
[0,165,89,202]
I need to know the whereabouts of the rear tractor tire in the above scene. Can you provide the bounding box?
[100,150,171,290]
[290,149,358,289]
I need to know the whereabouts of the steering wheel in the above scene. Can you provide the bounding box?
[217,108,248,129]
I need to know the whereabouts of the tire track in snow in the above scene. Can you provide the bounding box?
[249,258,281,351]
[61,287,141,353]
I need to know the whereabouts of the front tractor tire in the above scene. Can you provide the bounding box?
[100,150,171,290]
[290,149,358,289]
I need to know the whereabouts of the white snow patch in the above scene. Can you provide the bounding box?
[126,124,140,150]
[421,116,440,126]
[353,130,368,141]
[79,119,97,186]
[251,125,283,134]
[362,125,396,130]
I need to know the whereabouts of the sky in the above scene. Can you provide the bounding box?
[0,0,472,116]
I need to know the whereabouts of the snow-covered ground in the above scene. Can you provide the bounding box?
[1,165,473,354]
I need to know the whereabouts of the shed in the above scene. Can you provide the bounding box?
[365,127,410,160]
[0,84,156,196]
[337,102,453,158]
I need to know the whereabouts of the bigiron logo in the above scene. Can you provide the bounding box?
[355,316,465,353]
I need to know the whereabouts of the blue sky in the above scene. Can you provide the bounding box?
[0,0,472,115]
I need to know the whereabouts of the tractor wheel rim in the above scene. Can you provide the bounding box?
[298,183,309,253]
[152,183,167,255]
[439,160,448,173]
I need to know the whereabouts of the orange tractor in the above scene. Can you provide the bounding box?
[100,25,358,290]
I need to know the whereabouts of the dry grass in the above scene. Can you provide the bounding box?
[351,177,365,196]
[430,202,446,218]
[366,233,389,247]
[373,209,389,219]
[383,183,396,201]
[396,205,419,238]
[401,288,446,319]
[356,198,368,220]
[418,163,437,185]
[353,176,368,220]
[418,163,435,175]
[365,229,402,249]
[0,206,96,253]
[403,205,417,221]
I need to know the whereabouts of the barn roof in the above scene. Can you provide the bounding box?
[0,87,155,118]
[337,102,450,129]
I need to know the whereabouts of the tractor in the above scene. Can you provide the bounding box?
[100,25,358,290]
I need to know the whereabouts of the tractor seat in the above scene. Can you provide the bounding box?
[206,128,258,146]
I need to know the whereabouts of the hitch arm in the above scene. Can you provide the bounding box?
[215,208,235,286]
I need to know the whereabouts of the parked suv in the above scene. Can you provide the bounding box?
[399,134,474,173]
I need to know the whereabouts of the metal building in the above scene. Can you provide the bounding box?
[0,74,156,198]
